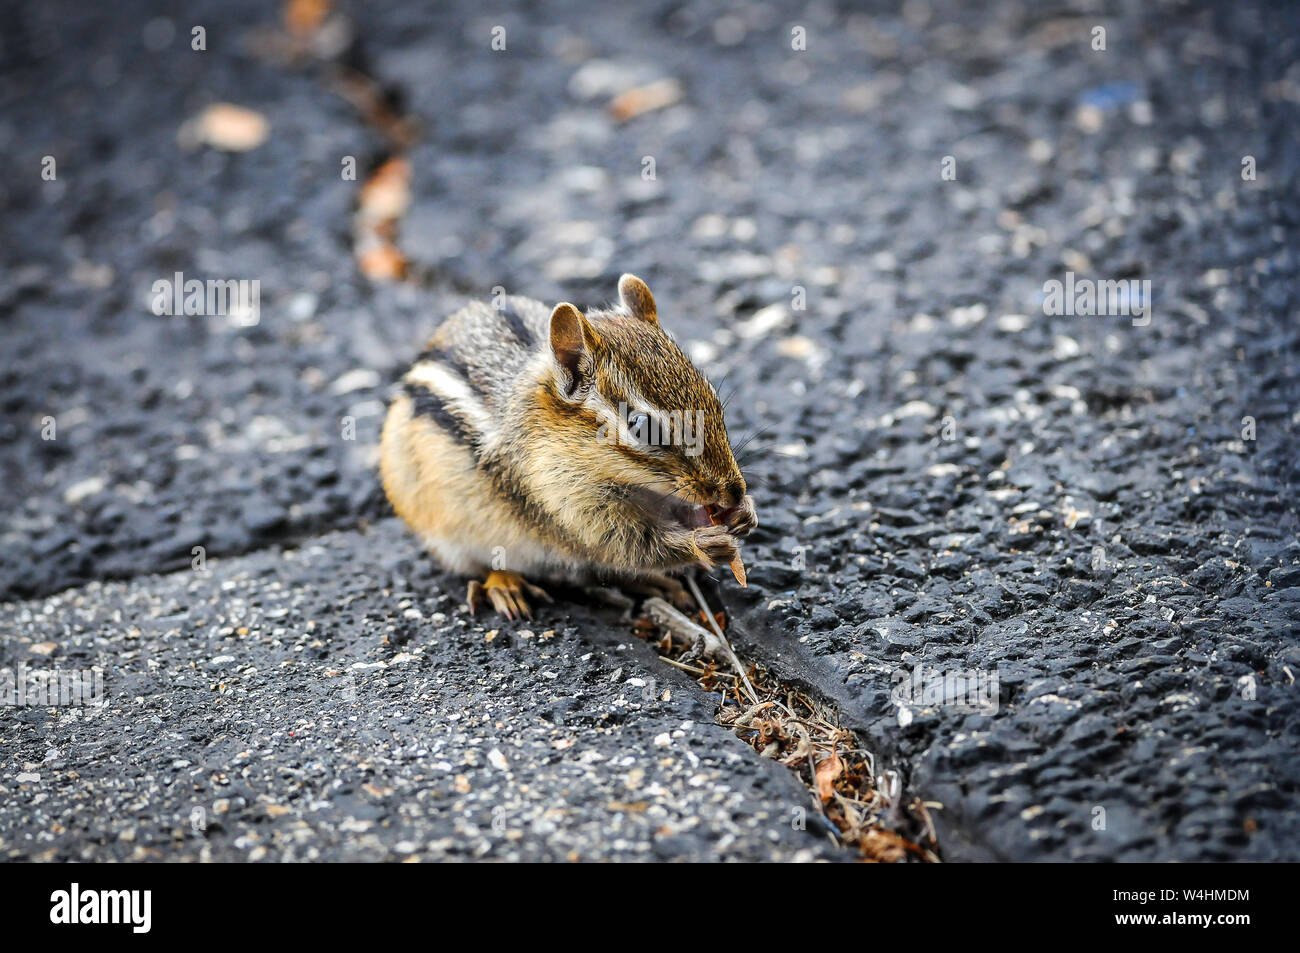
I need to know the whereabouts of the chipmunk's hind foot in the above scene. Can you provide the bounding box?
[467,570,553,620]
[622,571,695,612]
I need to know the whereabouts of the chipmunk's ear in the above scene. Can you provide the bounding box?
[549,302,598,399]
[618,273,657,324]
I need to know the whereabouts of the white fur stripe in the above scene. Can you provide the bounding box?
[406,360,498,445]
[618,380,668,423]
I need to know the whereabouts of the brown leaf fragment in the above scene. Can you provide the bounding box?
[608,78,683,122]
[353,157,411,280]
[356,157,411,224]
[730,553,747,587]
[856,827,910,863]
[357,243,407,280]
[815,746,844,803]
[285,0,330,37]
[180,103,270,152]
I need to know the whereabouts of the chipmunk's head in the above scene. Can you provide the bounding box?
[540,274,748,529]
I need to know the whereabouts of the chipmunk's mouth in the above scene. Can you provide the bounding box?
[628,487,731,529]
[667,496,716,529]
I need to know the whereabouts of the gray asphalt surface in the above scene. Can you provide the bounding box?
[2,0,1298,861]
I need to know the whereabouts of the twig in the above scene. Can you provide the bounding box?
[643,597,727,656]
[658,656,715,677]
[684,573,759,704]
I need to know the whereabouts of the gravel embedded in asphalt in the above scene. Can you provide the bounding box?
[1,0,1298,861]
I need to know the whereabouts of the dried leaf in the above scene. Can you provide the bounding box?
[181,103,269,152]
[608,78,683,122]
[356,158,411,223]
[857,827,910,863]
[730,553,747,587]
[353,158,411,280]
[780,736,811,767]
[285,0,330,37]
[815,746,844,803]
[357,244,406,280]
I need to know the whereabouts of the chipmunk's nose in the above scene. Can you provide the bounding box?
[720,480,745,509]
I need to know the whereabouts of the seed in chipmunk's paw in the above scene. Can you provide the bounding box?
[730,554,747,587]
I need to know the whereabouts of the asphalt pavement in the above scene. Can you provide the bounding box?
[2,0,1298,861]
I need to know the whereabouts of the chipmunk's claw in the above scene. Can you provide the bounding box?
[467,571,552,620]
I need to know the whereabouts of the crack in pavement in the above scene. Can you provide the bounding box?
[4,0,1297,862]
[256,1,941,860]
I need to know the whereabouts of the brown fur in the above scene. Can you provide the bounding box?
[380,275,756,588]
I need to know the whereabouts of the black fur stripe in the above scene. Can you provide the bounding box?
[480,457,566,539]
[500,301,535,348]
[403,382,585,552]
[405,381,475,449]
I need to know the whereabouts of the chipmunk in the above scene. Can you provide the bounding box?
[379,274,757,619]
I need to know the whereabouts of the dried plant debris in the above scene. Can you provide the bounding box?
[249,2,418,282]
[331,67,419,147]
[354,157,412,280]
[248,0,353,63]
[635,590,940,863]
[284,0,330,37]
[729,553,747,588]
[608,78,684,122]
[177,103,270,152]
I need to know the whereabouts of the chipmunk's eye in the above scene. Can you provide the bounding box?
[627,411,652,444]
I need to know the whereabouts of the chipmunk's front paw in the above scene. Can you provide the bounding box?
[691,524,740,568]
[467,570,553,621]
[721,494,758,537]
